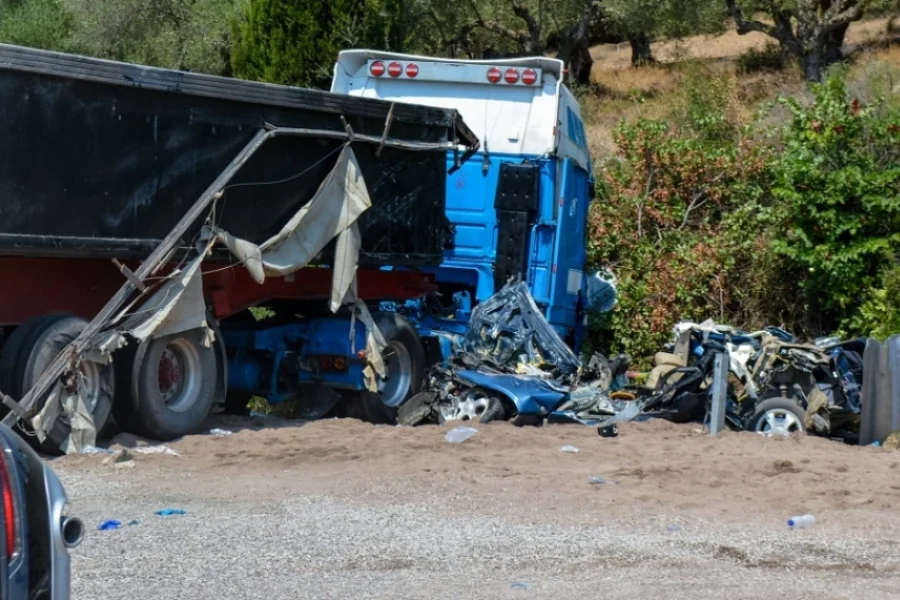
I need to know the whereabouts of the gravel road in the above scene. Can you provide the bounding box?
[53,417,900,600]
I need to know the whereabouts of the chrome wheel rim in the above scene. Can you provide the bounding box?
[440,389,492,422]
[157,339,201,413]
[756,408,802,436]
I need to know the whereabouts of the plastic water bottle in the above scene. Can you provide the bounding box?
[445,427,477,443]
[787,514,815,529]
[560,445,580,454]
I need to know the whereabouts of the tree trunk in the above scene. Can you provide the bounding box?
[800,46,825,82]
[823,22,849,67]
[566,39,593,85]
[629,32,653,67]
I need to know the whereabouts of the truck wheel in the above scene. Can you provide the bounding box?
[114,328,217,441]
[7,315,114,454]
[0,314,60,400]
[361,312,425,424]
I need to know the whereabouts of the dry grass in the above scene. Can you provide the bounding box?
[590,17,895,72]
[582,18,900,160]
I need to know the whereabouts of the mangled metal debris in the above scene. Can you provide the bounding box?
[403,282,625,427]
[602,319,868,441]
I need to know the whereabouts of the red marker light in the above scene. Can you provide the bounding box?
[405,63,419,78]
[486,67,502,84]
[504,68,520,84]
[522,68,537,85]
[388,62,403,77]
[370,61,385,77]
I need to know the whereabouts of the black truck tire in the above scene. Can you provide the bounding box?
[0,314,60,400]
[357,312,425,425]
[114,328,217,441]
[7,315,115,454]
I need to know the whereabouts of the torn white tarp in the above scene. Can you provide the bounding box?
[213,146,371,286]
[92,252,210,354]
[33,248,213,452]
[215,145,388,390]
[31,369,99,454]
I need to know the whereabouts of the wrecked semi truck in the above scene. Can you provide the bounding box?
[330,53,602,390]
[0,44,479,452]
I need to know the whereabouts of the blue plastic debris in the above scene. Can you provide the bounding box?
[155,508,186,517]
[128,520,141,527]
[98,520,122,531]
[509,582,531,590]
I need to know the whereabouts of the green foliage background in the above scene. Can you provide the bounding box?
[586,63,900,362]
[0,0,898,361]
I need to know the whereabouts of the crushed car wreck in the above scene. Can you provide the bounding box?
[397,281,627,427]
[400,284,874,445]
[600,320,868,441]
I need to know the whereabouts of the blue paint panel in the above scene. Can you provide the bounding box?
[545,158,591,336]
[566,107,587,150]
[439,152,557,304]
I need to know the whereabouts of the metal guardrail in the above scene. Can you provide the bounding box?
[860,335,900,446]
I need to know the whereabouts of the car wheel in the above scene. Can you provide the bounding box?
[749,397,806,436]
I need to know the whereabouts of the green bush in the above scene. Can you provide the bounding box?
[771,75,900,333]
[230,0,409,88]
[0,0,74,50]
[587,73,775,361]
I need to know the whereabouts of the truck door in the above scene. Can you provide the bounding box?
[545,158,591,338]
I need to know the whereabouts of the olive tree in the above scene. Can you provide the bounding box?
[725,0,867,81]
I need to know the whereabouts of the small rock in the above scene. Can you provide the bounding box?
[104,449,134,466]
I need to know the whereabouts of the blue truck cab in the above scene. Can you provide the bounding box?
[331,51,596,356]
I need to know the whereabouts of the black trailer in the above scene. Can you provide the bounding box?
[0,43,477,264]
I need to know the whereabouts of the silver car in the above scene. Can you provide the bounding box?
[0,423,82,600]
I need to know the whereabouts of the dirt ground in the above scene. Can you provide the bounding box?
[52,416,900,599]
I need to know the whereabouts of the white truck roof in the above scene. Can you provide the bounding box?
[331,50,589,171]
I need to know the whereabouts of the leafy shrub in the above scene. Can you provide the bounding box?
[586,80,774,361]
[771,75,900,333]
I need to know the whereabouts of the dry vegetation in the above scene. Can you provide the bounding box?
[583,17,900,159]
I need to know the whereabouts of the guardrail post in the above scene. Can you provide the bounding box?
[708,352,728,436]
